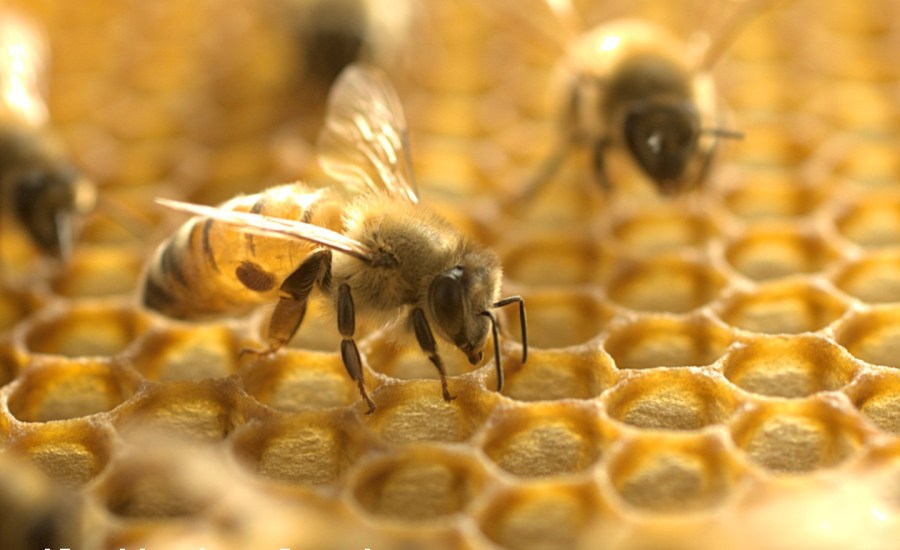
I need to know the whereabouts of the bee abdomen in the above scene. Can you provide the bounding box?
[143,184,340,320]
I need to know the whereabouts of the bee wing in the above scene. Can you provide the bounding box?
[690,0,777,70]
[0,11,49,126]
[317,63,419,204]
[156,198,373,263]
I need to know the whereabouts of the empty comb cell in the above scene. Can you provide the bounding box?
[241,348,359,411]
[23,301,148,357]
[477,481,603,550]
[717,280,848,334]
[362,379,497,445]
[730,398,868,473]
[500,346,615,402]
[480,402,609,478]
[723,334,858,398]
[604,315,734,370]
[608,433,745,512]
[350,444,487,521]
[723,226,840,281]
[7,356,137,422]
[605,369,741,430]
[607,256,727,313]
[231,410,365,486]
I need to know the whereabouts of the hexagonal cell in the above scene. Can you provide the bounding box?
[50,245,143,298]
[7,357,138,422]
[481,402,607,478]
[0,341,23,388]
[605,370,740,430]
[23,302,149,357]
[717,281,848,334]
[232,411,365,486]
[500,289,612,349]
[730,399,867,473]
[847,371,900,435]
[724,226,839,281]
[130,324,240,381]
[835,307,900,368]
[362,379,497,445]
[608,434,744,512]
[607,257,725,314]
[835,193,900,248]
[97,450,216,520]
[8,421,114,486]
[722,170,823,221]
[114,379,250,441]
[365,334,488,381]
[241,349,359,411]
[0,287,37,332]
[350,445,486,522]
[500,231,611,286]
[723,335,858,398]
[604,315,734,370]
[827,135,900,184]
[611,208,717,255]
[500,347,615,402]
[833,250,900,304]
[477,481,601,550]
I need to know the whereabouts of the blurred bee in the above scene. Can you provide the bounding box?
[143,64,528,413]
[0,11,94,261]
[0,453,83,550]
[507,0,763,200]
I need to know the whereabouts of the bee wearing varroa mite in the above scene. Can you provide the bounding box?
[0,10,94,262]
[142,63,528,413]
[504,0,765,200]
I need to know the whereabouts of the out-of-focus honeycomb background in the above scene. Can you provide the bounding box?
[2,0,900,548]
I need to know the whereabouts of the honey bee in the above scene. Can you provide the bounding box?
[0,10,94,261]
[508,0,759,200]
[143,64,528,413]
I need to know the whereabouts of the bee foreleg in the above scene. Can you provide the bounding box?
[337,283,375,414]
[591,137,613,193]
[411,307,456,402]
[508,136,573,207]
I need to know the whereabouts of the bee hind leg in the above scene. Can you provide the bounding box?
[337,283,376,414]
[242,249,332,357]
[411,307,456,402]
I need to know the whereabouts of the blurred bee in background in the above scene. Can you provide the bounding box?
[269,0,415,185]
[0,453,83,550]
[0,11,94,262]
[143,64,527,413]
[504,0,766,201]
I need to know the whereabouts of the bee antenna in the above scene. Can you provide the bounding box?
[492,295,528,365]
[479,310,503,392]
[702,127,745,140]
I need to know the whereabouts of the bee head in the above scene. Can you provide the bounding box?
[621,100,700,194]
[11,166,84,259]
[427,248,502,365]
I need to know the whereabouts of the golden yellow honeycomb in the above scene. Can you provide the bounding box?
[2,0,900,548]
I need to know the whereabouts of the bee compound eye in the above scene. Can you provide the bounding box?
[429,267,466,339]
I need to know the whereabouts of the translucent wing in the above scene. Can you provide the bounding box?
[156,198,373,263]
[317,63,419,204]
[0,11,48,126]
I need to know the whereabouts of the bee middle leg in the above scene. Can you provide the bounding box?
[242,249,332,357]
[591,137,614,193]
[337,283,376,414]
[411,307,455,402]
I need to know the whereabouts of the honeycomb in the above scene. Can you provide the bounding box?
[2,0,900,548]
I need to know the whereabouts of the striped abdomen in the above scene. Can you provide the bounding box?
[142,183,343,319]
